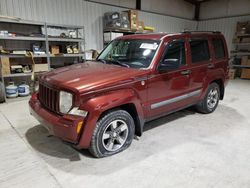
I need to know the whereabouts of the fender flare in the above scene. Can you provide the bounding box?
[76,89,144,149]
[202,73,225,100]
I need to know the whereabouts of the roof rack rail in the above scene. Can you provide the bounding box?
[181,30,221,34]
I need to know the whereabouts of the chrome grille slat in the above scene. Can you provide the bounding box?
[38,83,60,114]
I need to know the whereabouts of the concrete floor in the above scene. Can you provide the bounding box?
[0,79,250,188]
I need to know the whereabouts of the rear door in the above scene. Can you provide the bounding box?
[187,37,212,101]
[211,36,229,80]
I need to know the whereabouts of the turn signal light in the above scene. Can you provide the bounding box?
[77,121,83,134]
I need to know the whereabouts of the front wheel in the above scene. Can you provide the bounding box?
[89,110,135,158]
[196,83,220,114]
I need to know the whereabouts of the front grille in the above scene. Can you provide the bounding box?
[38,83,60,113]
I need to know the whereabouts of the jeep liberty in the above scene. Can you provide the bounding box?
[29,32,229,157]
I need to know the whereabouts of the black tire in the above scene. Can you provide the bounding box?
[196,82,220,114]
[89,109,135,158]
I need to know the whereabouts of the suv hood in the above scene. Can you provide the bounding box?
[40,61,147,93]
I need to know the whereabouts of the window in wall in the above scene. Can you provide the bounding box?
[212,38,225,59]
[190,39,210,63]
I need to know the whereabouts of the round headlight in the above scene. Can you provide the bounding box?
[59,91,73,114]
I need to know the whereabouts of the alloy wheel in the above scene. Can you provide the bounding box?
[101,120,129,152]
[207,88,219,109]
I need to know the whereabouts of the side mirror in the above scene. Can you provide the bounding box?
[158,58,180,72]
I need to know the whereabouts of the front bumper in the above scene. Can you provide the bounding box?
[29,95,84,144]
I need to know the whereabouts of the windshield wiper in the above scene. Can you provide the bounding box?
[109,60,130,68]
[97,59,107,64]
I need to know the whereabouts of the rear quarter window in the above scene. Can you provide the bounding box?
[190,39,210,63]
[212,38,225,59]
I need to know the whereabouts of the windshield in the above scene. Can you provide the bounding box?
[97,39,160,69]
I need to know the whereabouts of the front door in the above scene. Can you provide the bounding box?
[146,39,194,120]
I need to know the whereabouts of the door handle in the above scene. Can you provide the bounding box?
[208,64,215,69]
[181,70,191,75]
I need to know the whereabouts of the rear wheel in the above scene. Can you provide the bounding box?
[89,110,135,158]
[196,83,220,114]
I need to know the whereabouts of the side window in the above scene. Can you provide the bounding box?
[162,41,186,66]
[212,38,225,59]
[190,39,210,63]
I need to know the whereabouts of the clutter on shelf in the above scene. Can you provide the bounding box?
[84,49,100,60]
[5,81,30,98]
[0,19,85,102]
[231,21,250,79]
[103,10,155,32]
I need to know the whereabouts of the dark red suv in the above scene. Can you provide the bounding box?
[29,32,229,157]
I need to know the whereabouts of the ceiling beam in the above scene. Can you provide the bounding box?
[184,0,197,5]
[194,2,200,21]
[184,0,211,5]
[136,0,141,10]
[184,0,210,20]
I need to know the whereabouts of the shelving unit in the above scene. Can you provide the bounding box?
[3,73,32,78]
[231,51,250,56]
[0,54,48,58]
[49,53,85,58]
[0,18,85,102]
[103,28,151,46]
[231,22,250,80]
[0,36,46,41]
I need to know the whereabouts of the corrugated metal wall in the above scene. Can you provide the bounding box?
[139,11,197,33]
[198,15,250,52]
[0,0,197,50]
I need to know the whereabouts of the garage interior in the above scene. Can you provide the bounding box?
[0,0,250,187]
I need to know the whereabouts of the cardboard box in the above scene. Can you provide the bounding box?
[241,56,248,65]
[130,21,138,30]
[0,57,11,75]
[137,21,144,31]
[232,37,241,43]
[241,68,250,79]
[128,10,138,21]
[236,21,250,34]
[104,32,123,42]
[241,38,250,43]
[50,45,60,55]
[104,12,120,29]
[120,12,129,22]
[34,64,48,72]
[84,51,93,60]
[120,12,130,30]
[128,10,138,30]
[228,69,236,79]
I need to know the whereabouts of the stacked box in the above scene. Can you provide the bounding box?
[241,69,250,79]
[128,10,138,30]
[0,57,11,76]
[241,56,250,66]
[137,21,145,31]
[236,21,250,34]
[229,69,236,79]
[34,64,48,73]
[104,12,121,29]
[50,45,60,55]
[120,12,130,30]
